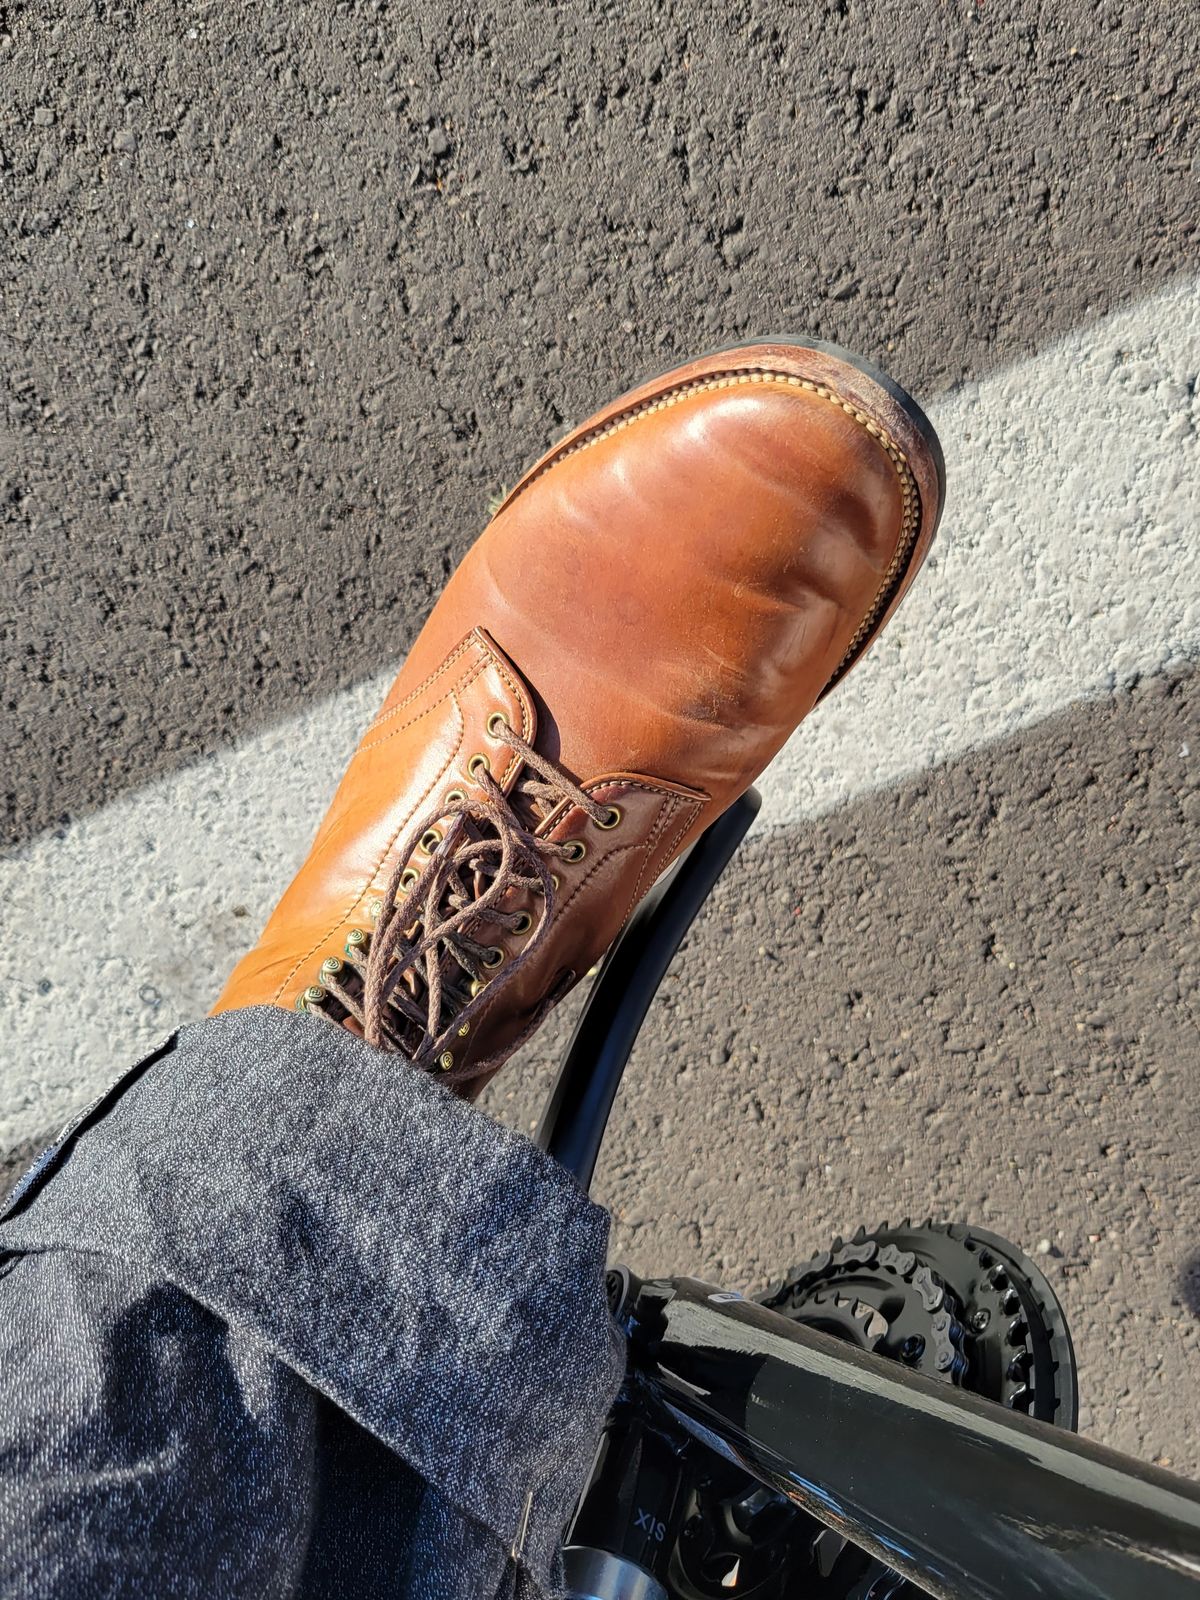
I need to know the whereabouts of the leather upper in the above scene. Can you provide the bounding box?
[214,344,940,1089]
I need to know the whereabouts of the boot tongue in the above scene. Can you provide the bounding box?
[467,767,548,902]
[508,778,557,833]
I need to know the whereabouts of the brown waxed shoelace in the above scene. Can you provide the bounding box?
[311,721,610,1083]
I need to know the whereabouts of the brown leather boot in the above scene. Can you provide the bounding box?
[213,339,944,1094]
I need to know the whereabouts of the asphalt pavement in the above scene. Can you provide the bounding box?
[2,1,1198,1474]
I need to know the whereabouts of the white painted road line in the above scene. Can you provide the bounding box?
[763,272,1200,822]
[3,275,1199,1147]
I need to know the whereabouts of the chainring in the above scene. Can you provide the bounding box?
[667,1219,1077,1600]
[759,1219,1077,1425]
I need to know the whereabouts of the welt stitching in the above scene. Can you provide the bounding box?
[506,369,915,515]
[505,369,920,677]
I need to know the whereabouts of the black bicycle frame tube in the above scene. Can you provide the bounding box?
[627,1277,1200,1600]
[536,789,761,1187]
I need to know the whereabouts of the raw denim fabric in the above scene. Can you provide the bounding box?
[0,1008,625,1599]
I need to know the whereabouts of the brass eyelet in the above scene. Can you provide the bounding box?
[563,840,588,863]
[445,788,466,805]
[469,977,485,998]
[303,984,327,1006]
[438,1050,455,1072]
[468,753,491,779]
[513,911,533,935]
[456,1021,471,1037]
[482,945,505,968]
[345,927,368,951]
[595,805,622,830]
[419,827,443,854]
[367,899,384,921]
[320,956,343,977]
[400,867,420,891]
[486,712,509,738]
